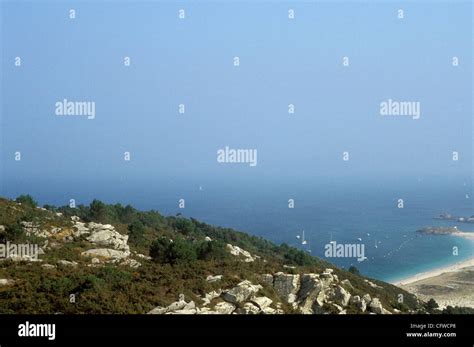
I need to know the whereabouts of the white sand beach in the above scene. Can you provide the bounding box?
[394,257,474,309]
[393,257,474,286]
[455,231,474,240]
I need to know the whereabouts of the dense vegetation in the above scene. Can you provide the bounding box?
[44,197,325,268]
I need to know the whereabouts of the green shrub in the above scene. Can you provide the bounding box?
[15,195,37,208]
[172,218,196,235]
[196,240,228,261]
[0,223,23,242]
[150,237,196,265]
[128,221,145,245]
[425,298,439,312]
[348,266,360,275]
[89,199,109,223]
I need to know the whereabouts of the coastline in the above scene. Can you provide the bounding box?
[395,256,474,309]
[392,257,474,286]
[455,231,474,241]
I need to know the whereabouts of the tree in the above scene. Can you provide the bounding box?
[0,223,23,242]
[128,221,145,245]
[426,298,439,312]
[150,238,171,264]
[172,218,195,235]
[43,204,56,211]
[278,243,314,266]
[150,237,196,265]
[120,205,137,223]
[348,266,360,276]
[442,305,474,314]
[196,240,227,261]
[167,238,196,264]
[15,195,37,208]
[89,199,109,223]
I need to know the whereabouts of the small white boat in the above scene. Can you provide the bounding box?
[301,230,307,245]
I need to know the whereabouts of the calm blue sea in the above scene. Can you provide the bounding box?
[3,176,473,282]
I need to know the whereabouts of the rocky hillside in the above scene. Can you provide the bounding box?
[0,195,424,314]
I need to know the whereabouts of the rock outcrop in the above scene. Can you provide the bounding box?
[350,295,366,312]
[330,285,351,307]
[57,260,78,267]
[213,301,236,314]
[81,248,129,260]
[148,282,282,315]
[148,296,198,315]
[16,216,141,268]
[86,223,130,252]
[226,244,256,262]
[71,219,140,267]
[221,280,262,304]
[273,273,300,305]
[259,269,391,315]
[368,297,384,314]
[206,275,223,283]
[0,279,15,286]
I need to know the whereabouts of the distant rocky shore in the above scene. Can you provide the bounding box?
[435,213,474,223]
[416,226,474,241]
[416,226,462,235]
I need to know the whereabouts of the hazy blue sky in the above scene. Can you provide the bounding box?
[1,1,472,202]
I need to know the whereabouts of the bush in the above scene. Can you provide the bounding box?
[15,195,37,208]
[128,221,145,245]
[441,305,474,314]
[149,238,170,263]
[42,204,56,211]
[119,205,137,224]
[0,223,24,242]
[172,218,196,235]
[150,237,196,265]
[196,240,227,261]
[425,298,439,312]
[348,266,360,275]
[278,243,315,266]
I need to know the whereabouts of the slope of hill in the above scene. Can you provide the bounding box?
[0,195,433,314]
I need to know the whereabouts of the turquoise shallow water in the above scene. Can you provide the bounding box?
[3,177,473,282]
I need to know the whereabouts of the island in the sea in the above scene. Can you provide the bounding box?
[417,226,462,235]
[416,226,474,240]
[436,213,474,223]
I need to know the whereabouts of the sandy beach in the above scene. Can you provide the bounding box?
[393,257,474,286]
[455,231,474,240]
[394,257,474,308]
